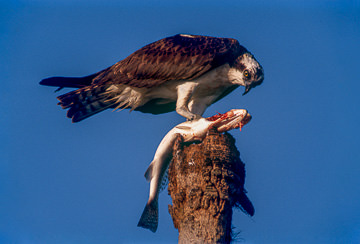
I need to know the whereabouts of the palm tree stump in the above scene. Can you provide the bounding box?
[168,129,254,243]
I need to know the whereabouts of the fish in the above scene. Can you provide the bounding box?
[137,109,252,232]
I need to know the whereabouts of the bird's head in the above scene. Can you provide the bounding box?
[231,52,264,95]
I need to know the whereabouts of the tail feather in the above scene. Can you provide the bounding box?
[40,73,136,122]
[137,199,159,233]
[56,84,115,122]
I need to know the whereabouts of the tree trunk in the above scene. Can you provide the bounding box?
[168,130,254,244]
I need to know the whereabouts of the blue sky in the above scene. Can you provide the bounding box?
[1,1,360,243]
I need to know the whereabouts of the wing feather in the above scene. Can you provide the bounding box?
[92,34,247,88]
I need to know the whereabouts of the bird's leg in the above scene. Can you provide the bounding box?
[176,83,201,121]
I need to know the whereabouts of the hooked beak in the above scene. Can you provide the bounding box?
[242,85,251,96]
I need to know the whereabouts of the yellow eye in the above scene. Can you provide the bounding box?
[243,70,250,78]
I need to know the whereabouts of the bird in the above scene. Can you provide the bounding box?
[40,34,264,122]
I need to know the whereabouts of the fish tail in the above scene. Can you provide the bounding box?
[236,192,255,216]
[137,198,159,232]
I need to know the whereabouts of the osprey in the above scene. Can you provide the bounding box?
[40,34,264,122]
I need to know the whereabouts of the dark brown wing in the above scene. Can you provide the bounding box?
[92,34,247,88]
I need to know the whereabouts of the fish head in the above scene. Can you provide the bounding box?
[208,109,252,133]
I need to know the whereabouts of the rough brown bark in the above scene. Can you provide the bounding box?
[168,130,253,244]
